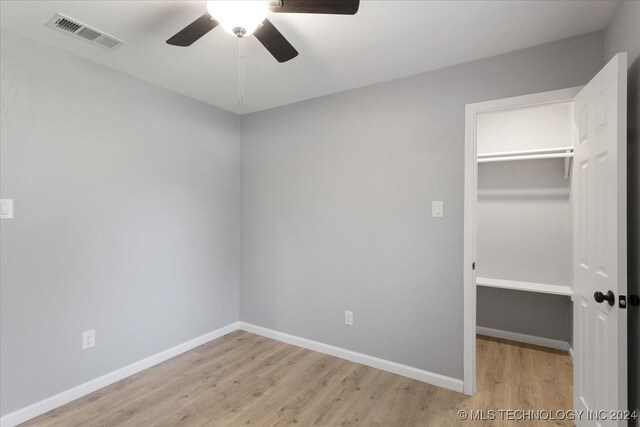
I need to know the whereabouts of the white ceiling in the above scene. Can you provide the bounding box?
[0,0,618,114]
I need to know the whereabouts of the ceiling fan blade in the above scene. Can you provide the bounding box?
[270,0,359,15]
[166,13,218,47]
[254,19,298,63]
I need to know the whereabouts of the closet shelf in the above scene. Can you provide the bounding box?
[477,277,573,296]
[477,147,574,163]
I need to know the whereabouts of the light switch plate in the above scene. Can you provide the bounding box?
[432,201,443,217]
[1,199,14,219]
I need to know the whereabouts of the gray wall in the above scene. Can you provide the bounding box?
[604,0,640,417]
[476,159,572,342]
[0,31,240,416]
[477,159,572,286]
[477,288,571,342]
[240,31,605,379]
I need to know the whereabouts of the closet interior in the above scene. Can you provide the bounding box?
[475,101,575,351]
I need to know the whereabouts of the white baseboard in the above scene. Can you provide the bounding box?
[0,322,239,427]
[477,326,571,352]
[238,322,464,393]
[3,320,465,426]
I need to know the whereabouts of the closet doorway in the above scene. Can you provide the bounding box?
[463,54,628,424]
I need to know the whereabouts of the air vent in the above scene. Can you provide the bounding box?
[76,27,101,41]
[54,17,82,33]
[46,13,125,50]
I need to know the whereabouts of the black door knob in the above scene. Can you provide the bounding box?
[594,290,615,306]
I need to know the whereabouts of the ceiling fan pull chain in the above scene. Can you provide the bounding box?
[238,37,245,109]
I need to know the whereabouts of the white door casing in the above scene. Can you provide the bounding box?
[463,86,582,395]
[572,53,627,426]
[463,55,628,419]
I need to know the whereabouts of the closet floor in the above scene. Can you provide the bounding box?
[21,332,573,427]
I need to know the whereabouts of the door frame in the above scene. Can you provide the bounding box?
[462,86,582,395]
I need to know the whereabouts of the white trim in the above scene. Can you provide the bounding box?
[467,87,582,114]
[0,322,240,427]
[476,326,571,352]
[569,347,575,361]
[2,319,466,427]
[463,101,478,395]
[463,87,582,397]
[238,322,464,393]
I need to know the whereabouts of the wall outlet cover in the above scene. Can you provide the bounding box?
[1,199,14,219]
[432,201,444,218]
[82,330,95,350]
[344,310,353,326]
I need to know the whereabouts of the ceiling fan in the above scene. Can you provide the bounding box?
[166,0,360,63]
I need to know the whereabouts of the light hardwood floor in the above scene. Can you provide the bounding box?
[22,332,572,426]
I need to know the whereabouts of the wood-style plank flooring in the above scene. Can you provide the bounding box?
[22,332,572,426]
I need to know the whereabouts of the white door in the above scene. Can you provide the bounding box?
[572,53,627,426]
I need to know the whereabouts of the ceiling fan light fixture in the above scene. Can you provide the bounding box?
[206,0,269,37]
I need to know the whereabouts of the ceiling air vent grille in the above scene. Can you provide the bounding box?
[46,13,125,50]
[55,17,82,33]
[96,35,121,49]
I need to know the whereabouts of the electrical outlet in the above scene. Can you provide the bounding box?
[82,330,95,350]
[0,199,14,219]
[344,310,353,326]
[432,201,444,217]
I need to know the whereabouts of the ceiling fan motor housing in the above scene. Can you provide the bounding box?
[233,27,247,38]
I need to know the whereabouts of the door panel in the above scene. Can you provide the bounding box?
[572,53,627,427]
[578,159,590,269]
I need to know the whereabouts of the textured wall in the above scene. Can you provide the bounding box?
[240,32,604,380]
[477,159,572,286]
[0,31,240,415]
[476,158,572,343]
[477,287,571,342]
